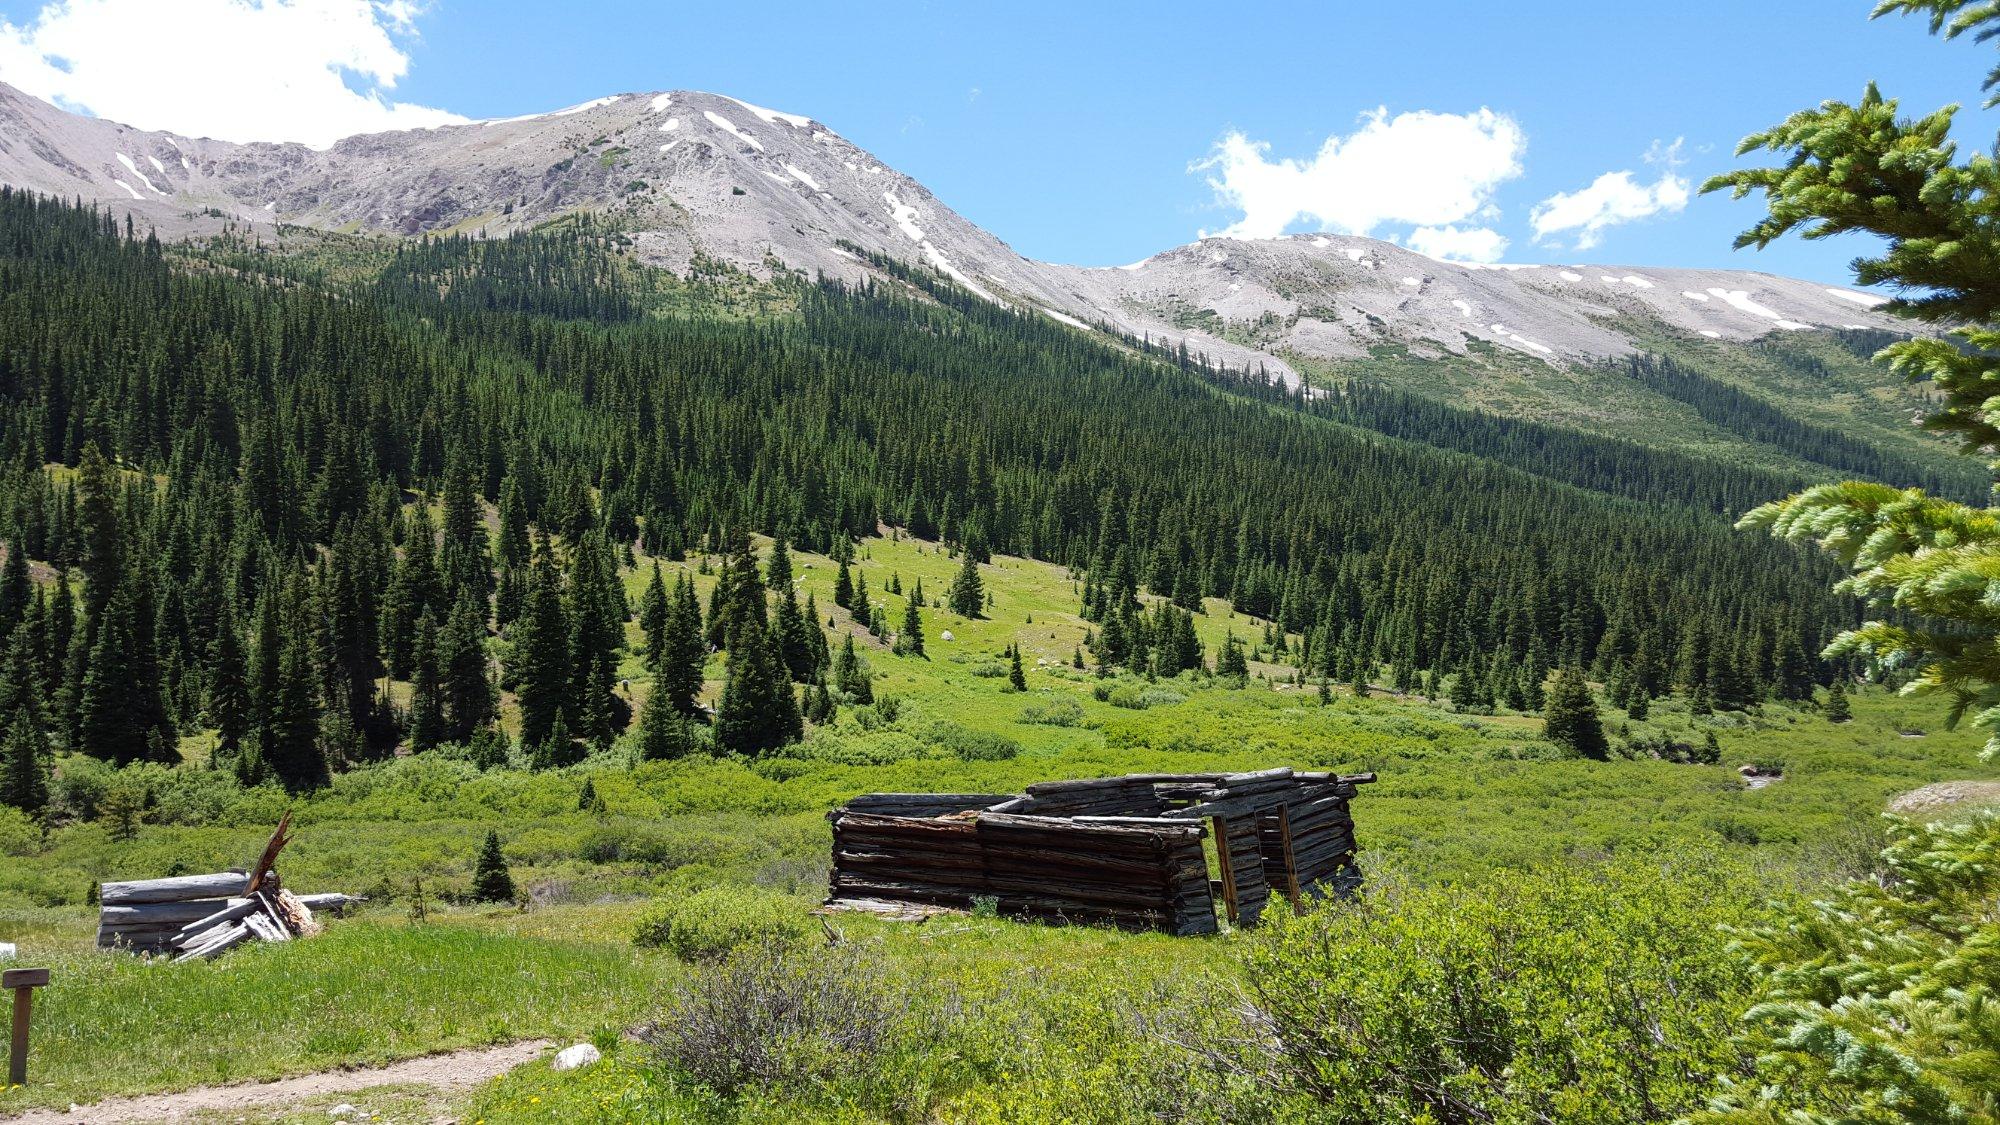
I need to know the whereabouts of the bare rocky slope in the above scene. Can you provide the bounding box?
[0,80,1906,382]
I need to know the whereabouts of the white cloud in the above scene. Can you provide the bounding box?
[1407,225,1509,263]
[0,0,466,149]
[1194,107,1526,241]
[1530,141,1689,250]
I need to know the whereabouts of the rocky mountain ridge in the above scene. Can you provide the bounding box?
[0,81,1905,380]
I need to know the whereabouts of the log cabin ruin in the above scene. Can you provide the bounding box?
[825,768,1371,935]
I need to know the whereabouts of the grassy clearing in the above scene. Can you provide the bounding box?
[0,533,1993,1117]
[0,917,660,1111]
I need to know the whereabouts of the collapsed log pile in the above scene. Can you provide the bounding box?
[95,814,361,959]
[827,768,1372,936]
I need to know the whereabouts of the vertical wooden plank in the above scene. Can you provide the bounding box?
[8,983,32,1086]
[1276,804,1301,903]
[1209,815,1238,925]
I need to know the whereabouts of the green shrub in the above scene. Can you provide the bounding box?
[915,720,1021,762]
[1239,858,1755,1123]
[1020,698,1087,727]
[631,884,811,961]
[641,941,951,1109]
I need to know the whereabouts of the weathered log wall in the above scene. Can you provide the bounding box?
[828,808,1217,935]
[826,770,1372,935]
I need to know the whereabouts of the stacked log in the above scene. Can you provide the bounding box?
[1009,776,1166,817]
[826,769,1372,936]
[826,807,1218,935]
[95,877,359,956]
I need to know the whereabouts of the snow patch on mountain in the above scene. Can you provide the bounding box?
[703,110,764,151]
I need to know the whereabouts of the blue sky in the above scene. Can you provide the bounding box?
[3,0,1995,284]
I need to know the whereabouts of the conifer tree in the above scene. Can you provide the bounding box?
[76,582,174,765]
[834,633,873,703]
[896,597,926,657]
[439,588,495,742]
[408,609,444,752]
[849,569,873,633]
[833,561,854,610]
[1008,644,1027,690]
[1824,679,1852,723]
[531,711,584,769]
[714,618,801,756]
[1217,633,1249,678]
[636,655,699,761]
[639,562,669,667]
[564,528,624,740]
[1543,667,1608,760]
[509,541,570,750]
[769,541,815,679]
[706,532,766,649]
[0,542,28,643]
[0,710,45,813]
[804,679,837,725]
[947,547,984,618]
[660,573,707,718]
[209,608,254,764]
[470,829,515,902]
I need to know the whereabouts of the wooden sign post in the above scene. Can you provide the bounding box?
[4,966,48,1086]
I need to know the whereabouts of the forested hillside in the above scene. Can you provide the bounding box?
[0,188,1891,797]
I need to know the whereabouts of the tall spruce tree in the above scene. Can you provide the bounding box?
[0,710,45,814]
[439,587,495,743]
[639,561,670,667]
[714,617,801,756]
[833,633,873,703]
[1543,667,1608,760]
[508,539,569,750]
[947,547,984,618]
[407,609,445,753]
[637,657,697,761]
[896,596,926,657]
[660,573,707,718]
[470,829,515,902]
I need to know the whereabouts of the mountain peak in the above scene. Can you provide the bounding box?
[0,80,1901,379]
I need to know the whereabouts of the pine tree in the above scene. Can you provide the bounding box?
[849,569,873,633]
[660,573,707,718]
[947,547,984,618]
[1543,667,1608,760]
[269,579,329,792]
[0,710,46,814]
[769,541,816,679]
[896,597,926,657]
[1824,679,1852,723]
[408,609,445,752]
[531,711,584,769]
[76,582,174,766]
[833,561,854,610]
[637,657,698,761]
[1217,633,1249,678]
[639,561,670,667]
[1008,644,1027,690]
[834,633,873,703]
[714,618,801,756]
[508,541,569,749]
[439,587,495,742]
[470,829,515,902]
[565,531,626,744]
[0,542,29,642]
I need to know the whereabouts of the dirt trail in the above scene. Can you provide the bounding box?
[1,1039,551,1124]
